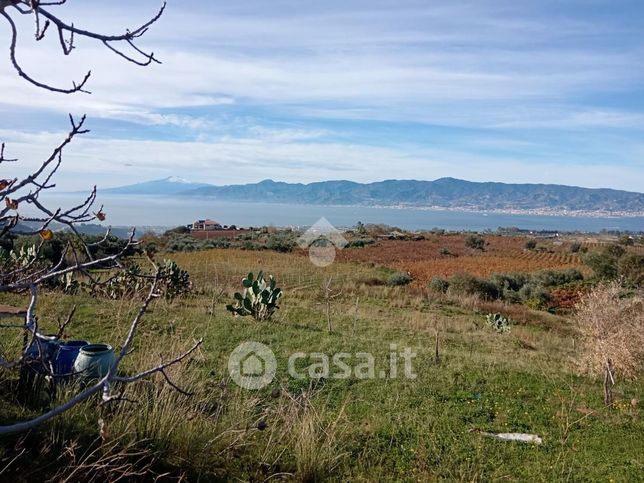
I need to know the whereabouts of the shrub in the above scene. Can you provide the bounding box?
[448,272,499,300]
[618,235,634,246]
[490,272,529,293]
[387,272,412,286]
[165,235,200,253]
[241,241,264,251]
[464,234,485,250]
[569,242,582,253]
[518,284,552,309]
[524,239,537,250]
[163,225,190,236]
[266,232,296,253]
[584,244,625,280]
[428,277,449,293]
[202,238,231,249]
[439,247,451,256]
[618,253,644,287]
[533,268,583,287]
[575,282,644,404]
[346,238,376,249]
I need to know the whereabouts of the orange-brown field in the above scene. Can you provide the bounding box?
[335,234,583,284]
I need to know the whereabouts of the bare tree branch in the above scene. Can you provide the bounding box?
[1,0,165,93]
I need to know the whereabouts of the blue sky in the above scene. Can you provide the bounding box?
[1,0,644,191]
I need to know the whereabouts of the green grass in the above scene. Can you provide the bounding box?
[1,248,642,481]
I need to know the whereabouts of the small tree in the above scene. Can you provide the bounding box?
[524,239,537,250]
[617,253,644,288]
[0,1,203,435]
[574,282,644,405]
[464,234,485,251]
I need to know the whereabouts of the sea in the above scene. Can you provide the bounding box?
[35,195,644,233]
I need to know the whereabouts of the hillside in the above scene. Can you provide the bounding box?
[99,177,644,214]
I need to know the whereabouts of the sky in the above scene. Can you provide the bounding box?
[1,0,644,192]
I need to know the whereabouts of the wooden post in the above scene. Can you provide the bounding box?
[603,358,615,406]
[352,297,359,336]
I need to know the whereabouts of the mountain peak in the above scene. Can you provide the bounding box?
[164,176,192,184]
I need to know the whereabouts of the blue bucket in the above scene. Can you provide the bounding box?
[54,340,89,378]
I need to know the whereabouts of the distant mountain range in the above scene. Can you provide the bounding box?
[98,176,644,215]
[100,176,212,195]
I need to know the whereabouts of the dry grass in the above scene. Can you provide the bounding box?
[574,282,644,380]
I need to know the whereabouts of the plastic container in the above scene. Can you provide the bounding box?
[73,343,115,379]
[25,334,59,374]
[54,340,89,378]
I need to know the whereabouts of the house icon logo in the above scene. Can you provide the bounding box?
[297,217,348,267]
[228,341,277,389]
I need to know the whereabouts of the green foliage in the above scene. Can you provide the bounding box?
[202,238,231,249]
[165,234,202,252]
[518,284,552,309]
[11,233,136,268]
[145,241,158,256]
[524,239,537,250]
[569,242,582,253]
[428,277,449,293]
[485,313,512,333]
[346,238,376,249]
[533,268,583,287]
[584,253,618,280]
[164,225,191,236]
[387,272,413,286]
[165,234,231,252]
[604,244,626,258]
[618,253,644,287]
[439,247,451,256]
[226,271,282,321]
[448,273,499,300]
[159,259,192,301]
[102,264,146,299]
[464,234,485,251]
[450,268,582,308]
[0,244,50,284]
[618,235,634,246]
[266,232,296,253]
[94,260,191,301]
[584,244,627,280]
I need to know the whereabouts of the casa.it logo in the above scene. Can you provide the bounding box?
[297,217,348,267]
[228,341,277,390]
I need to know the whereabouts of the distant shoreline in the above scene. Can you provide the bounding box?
[88,193,644,219]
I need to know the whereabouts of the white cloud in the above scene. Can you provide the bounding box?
[0,0,643,192]
[1,129,642,193]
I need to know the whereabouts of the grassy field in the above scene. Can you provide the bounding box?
[1,241,643,481]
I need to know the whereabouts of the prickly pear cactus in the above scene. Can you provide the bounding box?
[160,259,191,301]
[485,313,511,333]
[226,271,282,321]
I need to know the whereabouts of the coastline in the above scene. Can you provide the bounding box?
[96,194,644,219]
